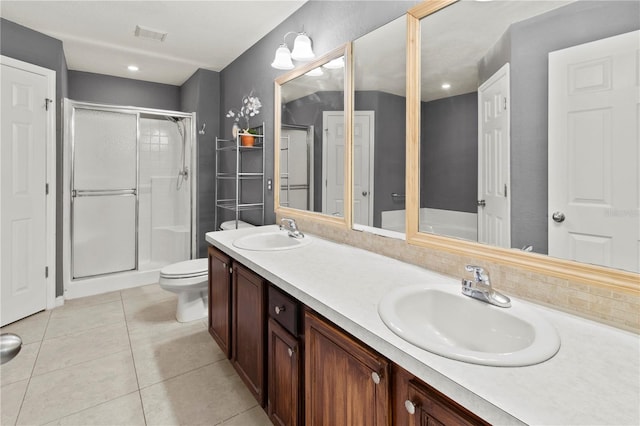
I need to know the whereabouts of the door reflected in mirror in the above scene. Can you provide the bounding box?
[277,53,347,219]
[417,0,639,273]
[352,16,407,237]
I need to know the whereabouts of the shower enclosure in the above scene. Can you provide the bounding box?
[63,100,196,298]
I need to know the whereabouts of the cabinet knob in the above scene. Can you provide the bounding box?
[274,305,286,315]
[371,371,381,384]
[287,347,294,357]
[404,399,417,415]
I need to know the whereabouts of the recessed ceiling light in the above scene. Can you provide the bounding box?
[128,65,139,72]
[441,83,451,89]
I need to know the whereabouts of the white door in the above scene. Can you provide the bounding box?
[549,31,639,273]
[352,111,375,226]
[1,59,52,325]
[322,112,346,216]
[477,63,511,248]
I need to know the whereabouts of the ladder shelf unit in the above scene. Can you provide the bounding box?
[215,124,265,229]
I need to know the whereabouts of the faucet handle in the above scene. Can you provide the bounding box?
[464,265,489,283]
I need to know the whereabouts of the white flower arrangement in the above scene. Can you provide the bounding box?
[226,93,262,132]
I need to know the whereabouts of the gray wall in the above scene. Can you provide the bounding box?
[355,91,406,228]
[284,91,344,211]
[478,0,640,254]
[420,92,478,214]
[180,69,221,257]
[1,18,69,297]
[220,1,419,225]
[68,71,180,111]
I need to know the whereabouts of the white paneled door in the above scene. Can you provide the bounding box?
[1,57,55,326]
[549,30,639,273]
[477,63,511,248]
[322,112,346,217]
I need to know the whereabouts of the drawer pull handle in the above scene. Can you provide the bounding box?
[371,371,381,384]
[405,399,417,415]
[274,305,286,315]
[287,347,294,357]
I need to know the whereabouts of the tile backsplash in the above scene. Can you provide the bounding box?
[284,215,640,334]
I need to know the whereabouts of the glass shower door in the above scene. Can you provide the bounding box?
[71,108,138,279]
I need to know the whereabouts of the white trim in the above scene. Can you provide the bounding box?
[0,55,57,311]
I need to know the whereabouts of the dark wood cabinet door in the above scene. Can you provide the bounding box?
[393,364,489,426]
[304,310,390,426]
[208,246,231,358]
[267,318,301,426]
[232,262,266,406]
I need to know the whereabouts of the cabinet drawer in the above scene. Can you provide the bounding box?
[268,285,299,336]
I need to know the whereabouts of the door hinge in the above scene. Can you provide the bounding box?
[45,266,49,278]
[46,183,49,195]
[503,97,508,110]
[45,98,53,111]
[504,184,508,197]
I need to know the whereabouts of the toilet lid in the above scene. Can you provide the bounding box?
[160,258,208,278]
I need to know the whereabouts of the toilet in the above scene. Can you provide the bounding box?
[159,258,209,323]
[220,220,254,230]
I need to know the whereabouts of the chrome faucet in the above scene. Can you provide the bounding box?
[461,265,511,308]
[279,218,304,239]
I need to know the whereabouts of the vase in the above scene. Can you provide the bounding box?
[232,122,240,138]
[241,135,255,147]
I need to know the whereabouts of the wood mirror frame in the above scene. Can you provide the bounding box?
[274,43,353,229]
[405,0,639,292]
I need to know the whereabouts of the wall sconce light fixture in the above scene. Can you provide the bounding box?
[271,31,315,70]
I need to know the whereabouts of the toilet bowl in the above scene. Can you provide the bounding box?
[159,258,208,323]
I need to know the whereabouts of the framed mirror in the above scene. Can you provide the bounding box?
[407,0,639,288]
[352,16,407,239]
[275,44,353,227]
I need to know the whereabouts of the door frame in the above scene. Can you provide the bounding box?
[0,55,57,310]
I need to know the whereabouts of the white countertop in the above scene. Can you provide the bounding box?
[206,225,640,425]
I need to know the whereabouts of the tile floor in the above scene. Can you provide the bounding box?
[0,284,272,426]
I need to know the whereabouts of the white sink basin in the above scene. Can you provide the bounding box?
[378,284,560,366]
[232,231,312,251]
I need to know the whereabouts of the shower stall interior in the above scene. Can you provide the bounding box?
[63,100,196,299]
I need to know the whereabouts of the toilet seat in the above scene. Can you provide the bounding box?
[160,258,208,279]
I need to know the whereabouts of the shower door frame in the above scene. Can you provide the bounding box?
[63,100,197,296]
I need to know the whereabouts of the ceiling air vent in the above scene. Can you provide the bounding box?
[134,25,168,42]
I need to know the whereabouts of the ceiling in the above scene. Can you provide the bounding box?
[0,1,307,86]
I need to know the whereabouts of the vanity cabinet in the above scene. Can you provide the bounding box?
[392,364,489,426]
[267,285,303,426]
[207,246,232,358]
[305,309,390,426]
[209,246,488,425]
[232,262,267,406]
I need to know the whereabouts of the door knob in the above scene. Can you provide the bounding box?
[362,191,368,196]
[404,400,417,415]
[552,211,566,223]
[477,199,486,207]
[274,305,285,315]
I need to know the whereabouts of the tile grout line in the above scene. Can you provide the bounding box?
[136,355,229,391]
[121,289,149,426]
[13,310,51,426]
[214,404,261,425]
